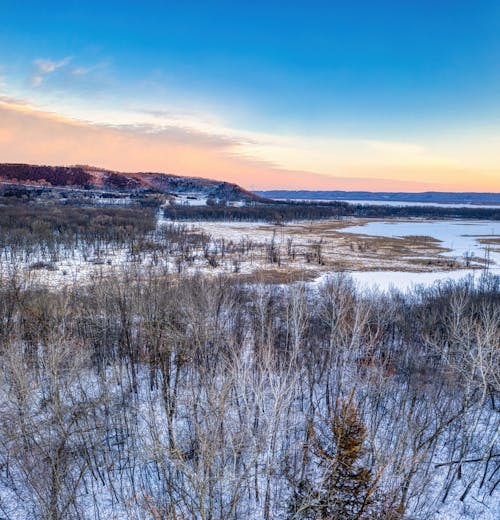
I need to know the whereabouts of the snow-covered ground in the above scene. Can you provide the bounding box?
[189,218,499,286]
[167,194,247,206]
[2,215,499,291]
[314,269,478,293]
[171,194,208,206]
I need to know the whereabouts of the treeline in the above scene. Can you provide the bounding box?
[0,163,145,190]
[0,183,162,207]
[0,203,261,271]
[164,200,500,221]
[164,202,347,222]
[0,268,497,519]
[0,205,157,265]
[0,164,93,187]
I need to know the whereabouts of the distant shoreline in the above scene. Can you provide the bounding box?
[255,190,500,207]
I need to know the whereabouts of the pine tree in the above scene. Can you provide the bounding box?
[288,398,402,520]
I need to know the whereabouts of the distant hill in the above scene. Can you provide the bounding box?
[256,190,500,206]
[0,163,263,202]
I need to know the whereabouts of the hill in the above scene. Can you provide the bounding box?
[0,163,262,202]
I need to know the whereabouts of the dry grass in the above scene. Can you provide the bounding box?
[406,257,462,270]
[191,217,475,278]
[15,217,487,287]
[477,237,500,246]
[234,268,319,284]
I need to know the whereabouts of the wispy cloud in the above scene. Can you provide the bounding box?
[31,56,72,86]
[70,61,108,76]
[34,56,72,74]
[71,66,92,76]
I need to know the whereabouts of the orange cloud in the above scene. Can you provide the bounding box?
[0,100,497,191]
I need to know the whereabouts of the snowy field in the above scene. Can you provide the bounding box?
[2,210,499,291]
[314,269,477,293]
[190,217,499,290]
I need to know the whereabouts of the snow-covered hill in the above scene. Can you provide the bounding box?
[0,163,264,203]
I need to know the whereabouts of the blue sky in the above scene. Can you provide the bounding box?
[0,1,499,190]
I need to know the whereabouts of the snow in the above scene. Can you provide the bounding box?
[352,269,477,292]
[320,219,500,291]
[340,220,500,268]
[0,218,498,518]
[311,269,487,293]
[172,195,208,206]
[2,214,499,291]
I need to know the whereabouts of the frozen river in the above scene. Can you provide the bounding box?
[336,220,499,291]
[342,220,499,264]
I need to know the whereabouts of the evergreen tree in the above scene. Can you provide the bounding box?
[288,398,403,520]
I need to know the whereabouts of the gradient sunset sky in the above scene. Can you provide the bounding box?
[0,0,499,191]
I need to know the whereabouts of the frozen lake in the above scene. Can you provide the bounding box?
[332,219,500,291]
[341,220,499,265]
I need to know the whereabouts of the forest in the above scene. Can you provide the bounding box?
[164,200,500,222]
[0,201,497,519]
[0,267,498,519]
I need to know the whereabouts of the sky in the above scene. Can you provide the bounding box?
[0,0,499,191]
